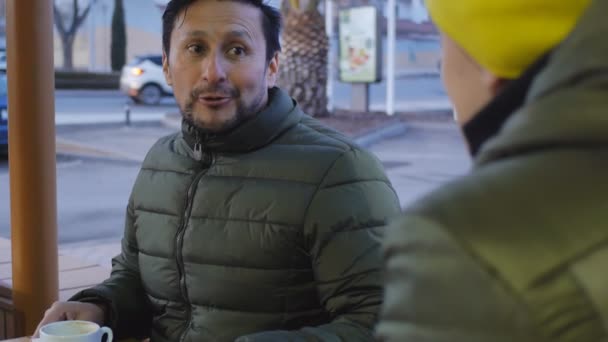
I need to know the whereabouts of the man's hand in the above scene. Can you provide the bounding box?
[33,301,106,337]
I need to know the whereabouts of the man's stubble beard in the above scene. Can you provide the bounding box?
[181,84,268,135]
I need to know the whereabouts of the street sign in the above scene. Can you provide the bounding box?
[338,6,382,84]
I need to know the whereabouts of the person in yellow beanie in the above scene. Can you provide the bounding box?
[376,0,608,341]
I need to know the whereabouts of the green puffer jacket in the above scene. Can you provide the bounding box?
[72,87,401,341]
[377,1,608,341]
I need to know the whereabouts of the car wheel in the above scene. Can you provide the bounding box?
[0,145,7,158]
[138,84,162,105]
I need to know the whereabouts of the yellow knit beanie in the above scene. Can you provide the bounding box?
[426,0,592,78]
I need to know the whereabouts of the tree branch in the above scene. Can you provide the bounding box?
[53,3,67,36]
[74,3,93,31]
[68,0,79,35]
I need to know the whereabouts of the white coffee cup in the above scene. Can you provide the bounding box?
[39,320,113,342]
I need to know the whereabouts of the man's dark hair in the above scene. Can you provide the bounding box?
[162,0,282,63]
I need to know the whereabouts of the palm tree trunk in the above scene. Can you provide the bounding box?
[278,0,329,117]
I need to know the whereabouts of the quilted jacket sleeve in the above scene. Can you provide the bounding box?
[236,148,402,341]
[69,196,152,340]
[375,215,540,342]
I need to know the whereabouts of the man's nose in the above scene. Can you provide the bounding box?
[202,54,227,84]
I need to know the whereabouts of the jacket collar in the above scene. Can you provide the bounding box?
[181,87,301,154]
[463,53,550,157]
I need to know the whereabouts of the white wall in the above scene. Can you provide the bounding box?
[391,0,429,23]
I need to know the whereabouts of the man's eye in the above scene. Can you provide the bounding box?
[187,45,203,54]
[228,47,245,56]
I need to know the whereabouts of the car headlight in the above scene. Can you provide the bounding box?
[131,67,145,76]
[0,109,6,121]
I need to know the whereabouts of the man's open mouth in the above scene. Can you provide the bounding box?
[198,95,232,106]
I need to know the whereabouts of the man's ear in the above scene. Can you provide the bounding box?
[482,70,509,96]
[266,52,280,87]
[162,51,172,86]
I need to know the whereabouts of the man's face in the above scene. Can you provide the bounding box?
[163,0,279,133]
[440,34,498,125]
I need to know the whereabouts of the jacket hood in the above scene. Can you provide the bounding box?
[474,0,608,165]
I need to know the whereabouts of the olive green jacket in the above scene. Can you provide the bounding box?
[377,1,608,341]
[72,88,401,341]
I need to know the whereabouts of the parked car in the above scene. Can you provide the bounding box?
[120,54,173,105]
[0,49,6,73]
[0,74,8,154]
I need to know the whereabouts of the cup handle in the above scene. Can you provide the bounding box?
[100,326,113,342]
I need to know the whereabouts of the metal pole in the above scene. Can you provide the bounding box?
[352,84,370,112]
[7,0,59,335]
[89,0,97,71]
[386,0,396,115]
[325,0,334,113]
[102,2,109,71]
[125,103,131,126]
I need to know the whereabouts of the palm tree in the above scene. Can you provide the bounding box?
[279,0,329,117]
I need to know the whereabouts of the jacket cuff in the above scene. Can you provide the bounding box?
[69,289,117,331]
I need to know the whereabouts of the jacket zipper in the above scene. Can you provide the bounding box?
[177,133,213,342]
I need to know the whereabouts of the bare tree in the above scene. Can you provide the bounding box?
[54,0,95,69]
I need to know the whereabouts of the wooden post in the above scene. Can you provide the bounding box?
[6,0,59,336]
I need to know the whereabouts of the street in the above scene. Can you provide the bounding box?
[0,124,175,244]
[0,119,470,245]
[54,89,175,125]
[0,155,142,243]
[53,75,448,126]
[0,80,457,246]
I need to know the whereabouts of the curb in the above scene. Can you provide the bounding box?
[161,112,182,130]
[355,122,408,148]
[59,237,122,250]
[55,120,163,130]
[59,238,122,269]
[161,113,407,149]
[54,112,408,162]
[54,108,168,127]
[55,137,143,164]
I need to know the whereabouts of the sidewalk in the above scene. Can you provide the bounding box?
[59,238,121,269]
[54,118,471,269]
